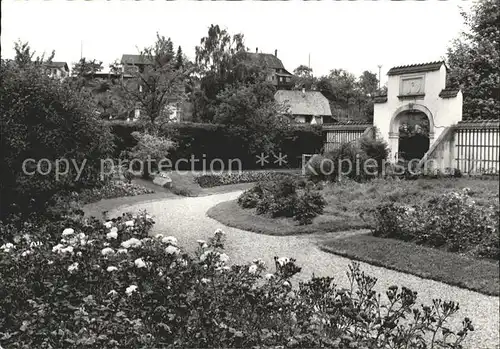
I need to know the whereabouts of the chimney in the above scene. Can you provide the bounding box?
[256,47,258,53]
[275,49,277,57]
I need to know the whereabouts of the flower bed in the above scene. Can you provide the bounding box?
[369,188,499,260]
[0,212,473,348]
[194,171,299,188]
[78,181,154,204]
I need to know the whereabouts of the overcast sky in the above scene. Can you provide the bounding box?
[1,0,472,84]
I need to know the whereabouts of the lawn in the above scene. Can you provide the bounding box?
[320,233,500,296]
[208,177,499,235]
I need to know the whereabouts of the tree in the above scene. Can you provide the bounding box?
[193,24,268,122]
[175,46,184,70]
[118,33,191,128]
[13,40,54,68]
[447,0,500,119]
[358,71,379,97]
[213,82,290,156]
[71,58,103,78]
[291,65,316,90]
[0,58,114,219]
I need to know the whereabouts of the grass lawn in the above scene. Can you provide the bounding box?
[208,177,499,235]
[320,233,500,296]
[206,199,370,236]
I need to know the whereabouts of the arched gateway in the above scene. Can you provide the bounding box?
[373,61,463,163]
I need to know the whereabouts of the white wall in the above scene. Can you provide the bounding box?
[373,64,463,162]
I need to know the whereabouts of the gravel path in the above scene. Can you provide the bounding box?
[108,191,499,349]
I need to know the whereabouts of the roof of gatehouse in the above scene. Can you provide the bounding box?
[387,61,446,76]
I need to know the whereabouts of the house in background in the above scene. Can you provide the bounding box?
[120,54,152,75]
[275,89,332,125]
[247,49,293,89]
[43,61,69,80]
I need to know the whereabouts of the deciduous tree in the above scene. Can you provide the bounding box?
[447,0,500,118]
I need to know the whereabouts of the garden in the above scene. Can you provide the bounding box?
[1,22,497,348]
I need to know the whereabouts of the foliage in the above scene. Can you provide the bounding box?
[71,58,103,78]
[196,171,298,188]
[370,188,499,260]
[447,0,500,119]
[77,181,154,205]
[214,82,291,156]
[0,213,474,348]
[0,61,114,220]
[193,24,267,122]
[13,40,55,68]
[127,131,176,176]
[294,189,327,225]
[238,178,326,224]
[306,138,388,182]
[113,33,191,127]
[109,121,323,170]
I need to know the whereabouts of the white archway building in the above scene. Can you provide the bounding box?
[373,62,463,162]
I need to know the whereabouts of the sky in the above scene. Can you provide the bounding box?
[1,0,472,84]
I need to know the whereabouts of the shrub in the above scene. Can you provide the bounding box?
[128,132,176,178]
[0,213,474,348]
[359,137,389,175]
[0,63,114,219]
[239,178,326,224]
[294,189,327,225]
[370,188,499,260]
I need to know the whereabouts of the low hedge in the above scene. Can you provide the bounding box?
[194,171,299,188]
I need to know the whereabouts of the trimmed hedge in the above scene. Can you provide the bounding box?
[108,121,323,170]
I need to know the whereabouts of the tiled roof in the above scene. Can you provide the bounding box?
[387,61,445,76]
[44,61,69,71]
[121,54,153,65]
[247,52,285,69]
[275,90,332,116]
[439,88,460,98]
[373,95,388,103]
[322,121,372,131]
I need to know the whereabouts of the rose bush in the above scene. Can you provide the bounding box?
[370,188,499,260]
[0,211,475,348]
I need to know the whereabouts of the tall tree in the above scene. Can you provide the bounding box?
[291,65,316,90]
[13,40,54,68]
[447,0,500,119]
[118,33,191,128]
[71,58,103,78]
[358,70,379,97]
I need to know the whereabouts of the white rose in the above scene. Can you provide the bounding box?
[121,238,142,249]
[106,231,118,240]
[219,253,230,264]
[248,264,258,275]
[1,243,15,252]
[62,228,74,237]
[21,250,33,257]
[101,247,115,256]
[125,220,134,227]
[265,273,274,280]
[107,266,118,272]
[60,246,74,255]
[161,236,178,246]
[67,262,79,273]
[134,258,147,268]
[125,285,138,296]
[117,248,128,254]
[165,245,180,255]
[104,221,113,229]
[107,289,118,296]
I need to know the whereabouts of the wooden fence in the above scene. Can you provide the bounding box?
[323,123,373,152]
[454,119,500,174]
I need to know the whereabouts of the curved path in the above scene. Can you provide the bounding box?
[108,191,499,349]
